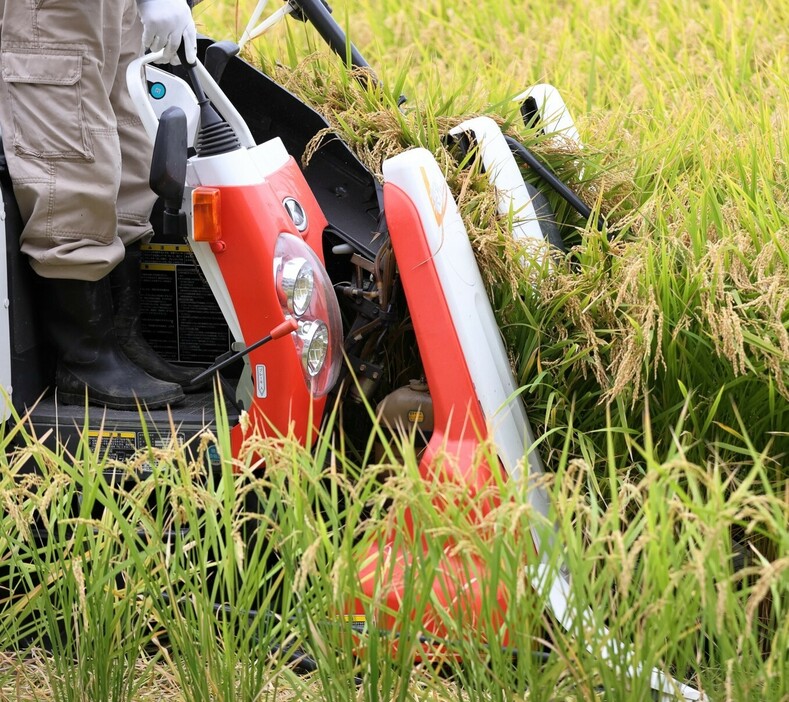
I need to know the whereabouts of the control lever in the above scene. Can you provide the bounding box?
[203,40,240,84]
[187,317,299,388]
[177,43,241,157]
[149,106,188,238]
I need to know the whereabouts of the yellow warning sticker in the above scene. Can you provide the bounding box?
[344,614,367,623]
[141,243,191,253]
[87,431,135,440]
[408,410,425,423]
[141,263,177,272]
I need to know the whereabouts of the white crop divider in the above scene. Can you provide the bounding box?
[449,116,551,268]
[384,147,708,702]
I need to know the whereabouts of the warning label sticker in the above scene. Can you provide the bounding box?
[86,430,137,462]
[140,243,231,365]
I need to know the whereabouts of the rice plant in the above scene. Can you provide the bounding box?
[0,0,786,699]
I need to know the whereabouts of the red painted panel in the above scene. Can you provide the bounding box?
[355,182,508,649]
[210,160,328,446]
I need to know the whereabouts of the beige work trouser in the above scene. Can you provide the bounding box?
[0,0,156,281]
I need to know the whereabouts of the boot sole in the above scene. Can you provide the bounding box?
[57,388,185,411]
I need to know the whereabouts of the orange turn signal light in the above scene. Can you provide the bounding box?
[192,187,221,242]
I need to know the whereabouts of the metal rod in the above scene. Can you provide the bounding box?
[288,0,375,77]
[504,135,607,234]
[188,317,298,387]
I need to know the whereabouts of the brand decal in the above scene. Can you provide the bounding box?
[256,364,267,398]
[420,166,448,227]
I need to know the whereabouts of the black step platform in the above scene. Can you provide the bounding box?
[12,390,238,465]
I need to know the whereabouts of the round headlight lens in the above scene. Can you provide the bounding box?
[273,232,343,397]
[281,257,314,317]
[299,320,329,377]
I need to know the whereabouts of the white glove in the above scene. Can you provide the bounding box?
[136,0,197,65]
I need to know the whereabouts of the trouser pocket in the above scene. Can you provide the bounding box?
[1,49,93,161]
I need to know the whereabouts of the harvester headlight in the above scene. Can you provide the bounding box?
[273,233,343,397]
[299,320,329,377]
[280,257,314,317]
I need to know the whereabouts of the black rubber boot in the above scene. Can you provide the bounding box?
[110,242,205,391]
[39,276,185,410]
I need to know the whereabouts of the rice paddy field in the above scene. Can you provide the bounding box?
[1,0,787,700]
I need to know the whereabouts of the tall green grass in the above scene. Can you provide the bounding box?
[1,401,787,700]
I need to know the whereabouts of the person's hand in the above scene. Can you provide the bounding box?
[136,0,197,65]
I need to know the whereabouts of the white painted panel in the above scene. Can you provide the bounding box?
[383,147,546,493]
[450,116,547,253]
[514,83,582,145]
[1,198,12,421]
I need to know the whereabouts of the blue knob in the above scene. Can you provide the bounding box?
[149,82,166,100]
